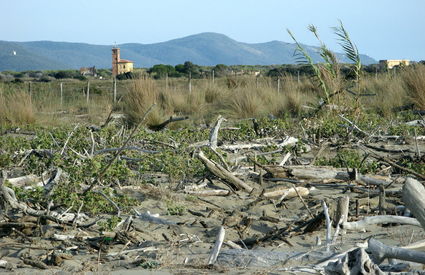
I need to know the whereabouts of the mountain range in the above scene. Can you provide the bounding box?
[0,32,376,71]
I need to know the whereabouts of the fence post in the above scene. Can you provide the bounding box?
[212,70,215,84]
[113,77,117,103]
[166,73,169,92]
[28,81,32,105]
[277,78,280,94]
[188,72,192,94]
[86,80,90,103]
[60,82,63,106]
[297,71,300,84]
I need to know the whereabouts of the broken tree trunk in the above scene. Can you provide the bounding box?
[208,226,225,265]
[259,165,390,185]
[262,186,310,199]
[184,189,230,196]
[197,150,253,193]
[334,196,349,228]
[209,115,226,150]
[325,248,385,275]
[368,238,425,265]
[342,215,421,231]
[402,177,425,230]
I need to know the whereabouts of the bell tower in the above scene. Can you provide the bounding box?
[112,47,120,77]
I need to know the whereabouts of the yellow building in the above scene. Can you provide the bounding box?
[112,48,134,76]
[379,59,410,69]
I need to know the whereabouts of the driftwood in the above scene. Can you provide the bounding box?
[93,146,158,155]
[259,165,391,185]
[1,173,88,225]
[208,226,225,265]
[325,248,384,275]
[322,201,332,252]
[107,246,157,257]
[262,186,310,199]
[402,177,425,230]
[197,150,253,193]
[334,196,349,232]
[184,189,230,196]
[342,215,421,231]
[137,211,176,225]
[148,116,189,131]
[402,239,425,250]
[209,115,226,150]
[220,136,299,151]
[368,238,425,265]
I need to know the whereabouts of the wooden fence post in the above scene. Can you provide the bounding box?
[277,78,280,94]
[113,78,117,103]
[188,72,192,94]
[86,81,90,103]
[60,82,63,106]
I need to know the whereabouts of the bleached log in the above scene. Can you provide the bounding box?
[217,249,322,268]
[137,211,176,225]
[225,240,242,249]
[208,226,225,265]
[263,186,310,199]
[342,215,421,231]
[197,150,253,193]
[279,152,291,166]
[93,146,158,155]
[107,246,157,257]
[0,260,8,268]
[1,175,88,225]
[322,201,332,252]
[6,174,43,187]
[402,177,425,230]
[368,238,425,265]
[220,136,299,151]
[334,196,349,235]
[184,189,230,196]
[184,182,208,191]
[325,248,384,275]
[402,239,425,250]
[52,234,75,241]
[263,165,391,185]
[209,115,226,150]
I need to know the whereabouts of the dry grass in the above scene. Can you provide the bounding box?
[0,88,35,126]
[403,64,425,109]
[123,78,166,126]
[361,74,408,117]
[3,66,425,128]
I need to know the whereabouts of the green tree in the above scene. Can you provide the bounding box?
[148,64,178,79]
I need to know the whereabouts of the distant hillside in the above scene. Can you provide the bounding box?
[0,32,376,71]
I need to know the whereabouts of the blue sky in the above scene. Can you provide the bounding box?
[2,0,424,61]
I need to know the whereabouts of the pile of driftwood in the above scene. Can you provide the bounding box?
[1,114,425,273]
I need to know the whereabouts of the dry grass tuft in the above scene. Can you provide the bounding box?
[361,74,407,117]
[123,78,166,126]
[0,89,35,126]
[403,64,425,109]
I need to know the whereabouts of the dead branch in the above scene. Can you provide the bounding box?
[148,116,189,131]
[197,150,253,193]
[209,115,226,150]
[368,238,425,265]
[84,103,156,194]
[342,215,421,231]
[208,226,225,265]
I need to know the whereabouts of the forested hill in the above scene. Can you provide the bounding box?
[0,32,376,71]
